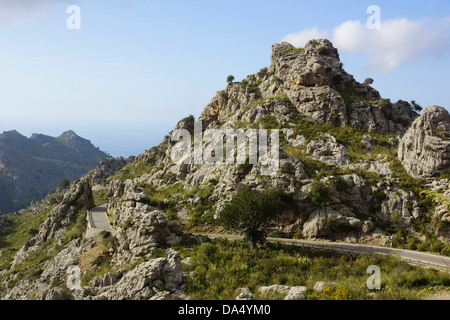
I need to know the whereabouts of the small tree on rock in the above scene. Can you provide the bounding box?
[226,75,235,84]
[307,180,329,207]
[364,78,374,86]
[411,100,423,113]
[59,178,70,190]
[218,184,290,247]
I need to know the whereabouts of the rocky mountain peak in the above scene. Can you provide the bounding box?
[57,130,80,142]
[304,38,339,57]
[0,129,110,215]
[414,105,450,137]
[199,39,417,134]
[0,130,27,141]
[270,39,343,89]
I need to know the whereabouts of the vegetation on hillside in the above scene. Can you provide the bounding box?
[0,207,52,271]
[219,185,292,246]
[180,238,450,300]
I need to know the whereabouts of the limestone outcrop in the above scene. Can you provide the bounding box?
[2,39,449,301]
[398,105,450,178]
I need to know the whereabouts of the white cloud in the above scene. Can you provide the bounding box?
[0,0,74,25]
[333,17,450,72]
[281,28,329,48]
[282,17,450,72]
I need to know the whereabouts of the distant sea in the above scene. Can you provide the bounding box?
[0,118,175,158]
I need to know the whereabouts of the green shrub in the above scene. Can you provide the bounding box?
[260,115,280,129]
[326,218,358,233]
[287,46,305,54]
[308,181,329,207]
[411,100,423,112]
[122,219,133,230]
[59,178,70,190]
[101,232,116,249]
[184,239,440,300]
[195,243,218,262]
[219,90,228,104]
[93,189,108,206]
[257,68,269,78]
[335,177,350,192]
[62,210,87,244]
[272,76,283,85]
[28,228,39,236]
[91,255,106,267]
[247,82,262,99]
[99,231,110,238]
[237,162,253,178]
[282,162,295,174]
[317,46,329,55]
[390,159,424,194]
[390,209,401,225]
[375,191,387,201]
[219,184,291,246]
[364,78,374,85]
[392,228,409,248]
[378,99,394,116]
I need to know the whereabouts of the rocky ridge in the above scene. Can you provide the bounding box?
[199,40,417,134]
[1,39,450,300]
[0,159,186,300]
[0,130,110,215]
[128,39,433,243]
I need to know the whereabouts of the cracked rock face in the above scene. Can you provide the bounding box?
[2,39,447,300]
[398,105,450,178]
[0,215,11,230]
[90,157,134,185]
[269,40,418,133]
[92,248,184,300]
[107,179,181,264]
[11,178,94,269]
[306,134,351,166]
[198,39,418,135]
[426,179,450,223]
[2,177,185,301]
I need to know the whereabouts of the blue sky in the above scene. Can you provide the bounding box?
[0,0,449,157]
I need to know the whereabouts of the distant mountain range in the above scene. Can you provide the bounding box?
[0,130,110,215]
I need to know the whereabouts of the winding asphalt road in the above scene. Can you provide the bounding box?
[202,234,450,271]
[88,203,114,232]
[87,203,450,271]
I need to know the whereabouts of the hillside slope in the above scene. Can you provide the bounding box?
[0,130,110,214]
[112,39,449,247]
[1,39,450,300]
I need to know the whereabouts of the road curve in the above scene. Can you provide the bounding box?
[89,203,114,232]
[85,203,450,271]
[201,234,450,271]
